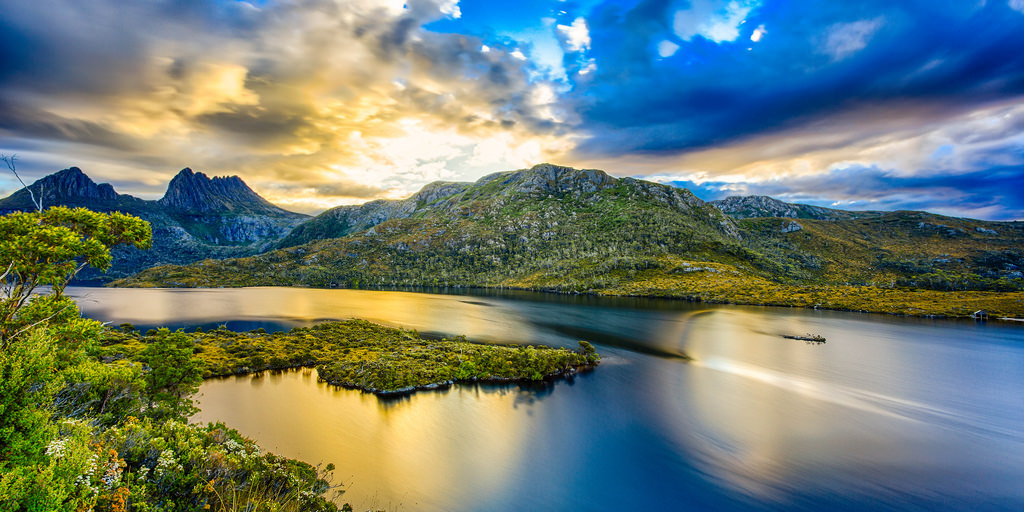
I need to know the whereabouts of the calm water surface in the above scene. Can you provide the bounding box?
[68,286,1024,511]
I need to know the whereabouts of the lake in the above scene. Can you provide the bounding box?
[68,286,1024,511]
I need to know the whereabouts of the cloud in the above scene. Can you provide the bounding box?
[570,0,1024,158]
[0,0,573,212]
[750,24,766,42]
[672,0,761,43]
[3,0,1024,220]
[664,163,1024,221]
[311,182,387,199]
[820,18,884,60]
[557,17,591,52]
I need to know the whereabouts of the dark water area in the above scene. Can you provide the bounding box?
[67,286,1024,511]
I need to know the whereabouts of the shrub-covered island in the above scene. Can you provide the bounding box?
[102,321,601,395]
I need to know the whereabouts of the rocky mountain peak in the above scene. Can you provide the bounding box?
[477,163,618,197]
[0,167,119,210]
[159,167,282,215]
[42,167,119,201]
[714,195,803,218]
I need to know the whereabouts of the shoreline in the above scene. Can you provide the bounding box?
[106,280,1024,323]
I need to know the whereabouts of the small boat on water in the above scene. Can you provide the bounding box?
[783,333,826,343]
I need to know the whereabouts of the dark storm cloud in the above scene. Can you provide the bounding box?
[570,0,1024,155]
[195,106,317,144]
[0,102,139,151]
[0,0,569,211]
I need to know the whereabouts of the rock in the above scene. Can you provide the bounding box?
[0,167,120,212]
[279,163,742,247]
[781,220,803,233]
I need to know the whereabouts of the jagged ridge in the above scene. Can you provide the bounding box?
[158,168,293,216]
[0,166,308,281]
[0,167,121,211]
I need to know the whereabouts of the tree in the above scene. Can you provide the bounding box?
[0,207,151,342]
[141,329,204,421]
[1,154,41,212]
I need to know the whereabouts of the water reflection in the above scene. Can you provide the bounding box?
[72,286,1024,511]
[194,370,559,510]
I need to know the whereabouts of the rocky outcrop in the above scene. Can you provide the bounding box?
[780,220,803,233]
[474,163,618,197]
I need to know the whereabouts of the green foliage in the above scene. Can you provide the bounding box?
[97,417,340,512]
[0,209,341,511]
[1,207,150,341]
[5,295,105,371]
[0,329,57,469]
[54,360,146,427]
[141,329,204,421]
[0,416,120,512]
[0,206,151,291]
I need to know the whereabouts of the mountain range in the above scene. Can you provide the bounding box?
[0,167,307,281]
[110,164,1024,318]
[4,163,1022,317]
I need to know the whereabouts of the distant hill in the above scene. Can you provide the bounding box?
[274,180,473,249]
[711,195,883,220]
[0,167,307,281]
[118,163,1024,317]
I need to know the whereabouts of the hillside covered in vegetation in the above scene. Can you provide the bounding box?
[118,164,1024,318]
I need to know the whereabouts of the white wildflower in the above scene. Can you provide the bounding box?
[45,438,69,458]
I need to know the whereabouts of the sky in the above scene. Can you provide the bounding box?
[2,0,1024,219]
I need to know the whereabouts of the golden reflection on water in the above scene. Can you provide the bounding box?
[192,369,531,510]
[68,287,538,345]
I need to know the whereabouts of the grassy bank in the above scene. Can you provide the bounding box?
[507,257,1024,319]
[117,256,1024,320]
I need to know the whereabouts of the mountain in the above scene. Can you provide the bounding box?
[159,168,292,216]
[277,164,738,249]
[0,167,308,281]
[119,163,1024,318]
[0,167,124,210]
[275,180,472,248]
[156,168,307,245]
[711,195,882,220]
